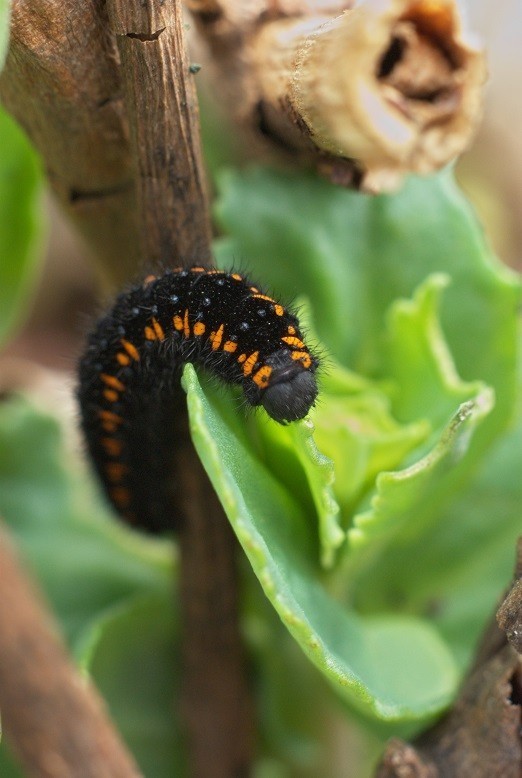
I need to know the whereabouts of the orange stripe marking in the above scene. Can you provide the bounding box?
[183,309,191,338]
[223,340,237,353]
[173,314,183,331]
[111,486,131,508]
[274,304,284,317]
[116,352,130,366]
[101,374,125,392]
[144,325,156,341]
[210,323,224,350]
[282,336,305,349]
[252,293,275,303]
[242,351,259,376]
[253,365,272,388]
[152,317,165,340]
[121,339,140,361]
[290,351,312,369]
[237,353,247,364]
[101,438,123,457]
[103,389,119,403]
[105,462,128,481]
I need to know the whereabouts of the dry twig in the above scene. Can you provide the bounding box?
[104,1,253,774]
[375,541,522,777]
[0,0,138,286]
[0,524,143,778]
[189,0,486,191]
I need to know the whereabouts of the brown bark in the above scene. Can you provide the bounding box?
[175,398,255,777]
[106,0,212,267]
[2,0,253,774]
[103,2,253,774]
[0,0,139,287]
[375,541,522,778]
[0,523,143,778]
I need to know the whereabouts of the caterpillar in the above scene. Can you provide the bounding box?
[78,266,319,532]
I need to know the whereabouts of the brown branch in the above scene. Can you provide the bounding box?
[375,541,522,777]
[0,0,139,287]
[188,0,486,192]
[175,397,255,776]
[0,523,143,778]
[104,2,253,774]
[106,0,212,266]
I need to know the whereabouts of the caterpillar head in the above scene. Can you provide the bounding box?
[251,349,318,424]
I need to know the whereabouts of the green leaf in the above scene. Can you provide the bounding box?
[183,364,459,723]
[214,168,521,452]
[89,594,182,777]
[353,385,522,667]
[0,0,9,71]
[384,274,485,426]
[348,388,494,561]
[0,106,45,348]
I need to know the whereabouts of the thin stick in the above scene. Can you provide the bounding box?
[106,0,212,266]
[0,524,143,778]
[104,2,254,773]
[0,0,139,287]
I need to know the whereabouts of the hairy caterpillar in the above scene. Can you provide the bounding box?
[78,266,319,531]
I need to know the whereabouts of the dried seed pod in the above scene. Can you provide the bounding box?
[191,0,486,192]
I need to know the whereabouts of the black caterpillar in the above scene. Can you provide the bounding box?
[78,266,319,531]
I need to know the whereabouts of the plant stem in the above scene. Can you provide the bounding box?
[105,2,254,773]
[0,524,144,777]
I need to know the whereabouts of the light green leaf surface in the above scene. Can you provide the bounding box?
[348,388,494,557]
[215,168,521,452]
[0,106,45,347]
[183,365,459,723]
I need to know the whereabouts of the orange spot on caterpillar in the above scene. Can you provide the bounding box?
[274,304,284,317]
[101,437,123,457]
[121,339,140,361]
[183,309,190,338]
[152,317,165,340]
[101,420,118,433]
[173,314,184,331]
[242,351,259,376]
[193,321,206,336]
[287,325,296,335]
[282,336,305,349]
[210,323,224,350]
[252,293,275,303]
[223,340,237,353]
[111,486,131,508]
[103,389,119,403]
[116,352,130,366]
[291,351,312,369]
[253,365,272,388]
[237,353,247,364]
[143,274,157,286]
[144,325,156,340]
[105,462,128,481]
[191,266,205,273]
[99,410,123,424]
[250,286,259,293]
[101,374,125,392]
[231,273,243,281]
